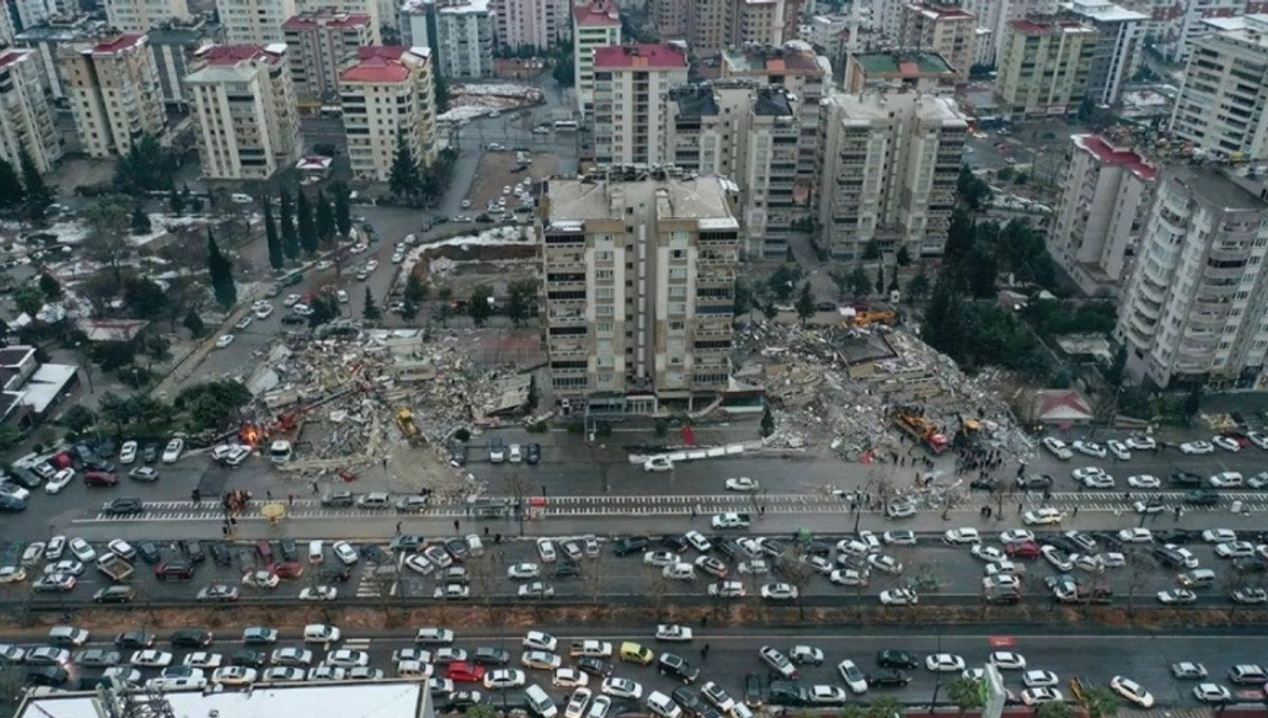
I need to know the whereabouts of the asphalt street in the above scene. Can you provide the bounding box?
[5,625,1268,710]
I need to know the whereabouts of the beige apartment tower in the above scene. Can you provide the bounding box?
[996,18,1098,119]
[541,172,741,414]
[592,43,689,166]
[0,48,61,173]
[340,46,436,182]
[899,2,977,79]
[216,0,297,43]
[59,33,166,158]
[282,11,374,102]
[105,0,189,32]
[573,0,621,118]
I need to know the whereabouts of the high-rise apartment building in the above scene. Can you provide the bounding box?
[957,0,1056,66]
[436,0,496,78]
[340,46,436,181]
[104,0,188,32]
[14,16,109,100]
[0,48,61,173]
[59,33,166,157]
[216,0,296,43]
[651,0,687,38]
[540,172,740,414]
[148,16,224,108]
[843,50,958,92]
[816,90,967,260]
[733,0,787,46]
[689,0,732,58]
[593,43,688,166]
[995,19,1098,119]
[668,83,800,258]
[283,11,374,101]
[186,44,300,179]
[899,3,976,79]
[1152,0,1244,64]
[1118,164,1268,389]
[683,0,789,57]
[1170,14,1268,161]
[1060,0,1145,105]
[573,0,621,117]
[1050,134,1156,297]
[13,0,73,33]
[491,0,568,50]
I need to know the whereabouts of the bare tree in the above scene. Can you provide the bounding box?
[777,548,813,621]
[506,473,529,536]
[83,195,132,287]
[581,553,605,613]
[1123,548,1153,622]
[648,570,671,621]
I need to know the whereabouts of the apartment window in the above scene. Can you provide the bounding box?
[668,268,687,280]
[596,269,613,280]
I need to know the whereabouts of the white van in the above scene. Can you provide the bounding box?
[308,540,324,563]
[303,624,341,644]
[526,684,559,718]
[269,441,293,464]
[465,534,484,557]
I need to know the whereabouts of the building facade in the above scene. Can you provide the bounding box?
[14,16,109,100]
[733,0,787,46]
[1061,0,1146,105]
[540,172,740,414]
[491,0,568,50]
[436,0,496,78]
[573,0,621,117]
[651,0,687,38]
[0,48,61,173]
[593,43,689,166]
[1170,14,1268,161]
[1050,134,1156,297]
[216,0,296,43]
[148,16,224,107]
[104,0,188,32]
[186,43,300,179]
[995,18,1099,118]
[283,11,374,102]
[1152,0,1244,64]
[340,46,436,181]
[59,33,166,157]
[1118,164,1268,389]
[816,89,967,260]
[899,2,977,78]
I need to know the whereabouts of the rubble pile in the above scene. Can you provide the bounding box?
[733,321,1034,463]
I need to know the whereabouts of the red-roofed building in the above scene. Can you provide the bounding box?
[1050,134,1157,297]
[573,0,621,117]
[58,33,167,157]
[593,44,688,165]
[1023,389,1094,424]
[283,10,375,101]
[0,48,61,173]
[339,46,436,182]
[900,2,977,79]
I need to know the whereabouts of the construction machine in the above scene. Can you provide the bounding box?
[892,408,949,454]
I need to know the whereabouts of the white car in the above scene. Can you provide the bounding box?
[761,583,798,600]
[254,304,274,319]
[299,586,337,601]
[1041,437,1073,460]
[485,669,527,689]
[1209,471,1243,488]
[883,530,917,546]
[212,667,257,686]
[332,541,358,565]
[1202,529,1237,543]
[508,563,541,579]
[971,544,1006,563]
[701,682,736,712]
[738,559,769,575]
[1071,466,1106,482]
[1249,431,1268,450]
[214,335,235,349]
[161,438,184,463]
[1082,473,1115,489]
[1216,541,1256,558]
[349,243,367,253]
[1106,439,1131,460]
[944,528,981,544]
[1117,528,1153,543]
[234,315,253,331]
[655,625,693,642]
[644,551,676,567]
[711,513,750,529]
[130,650,174,668]
[183,652,223,669]
[989,652,1026,670]
[1171,662,1208,679]
[725,477,760,492]
[868,554,903,575]
[243,569,280,589]
[1072,440,1107,458]
[434,583,470,600]
[119,441,137,464]
[43,560,83,576]
[44,468,75,494]
[999,529,1035,544]
[523,631,557,653]
[564,688,592,718]
[537,539,558,563]
[759,646,797,678]
[684,531,712,552]
[926,654,966,672]
[1157,588,1196,604]
[789,645,824,665]
[708,581,746,598]
[830,568,869,586]
[521,650,563,670]
[554,668,590,689]
[1126,474,1160,489]
[1021,688,1063,706]
[1213,435,1241,452]
[326,649,370,668]
[1180,440,1214,455]
[45,536,65,560]
[263,667,306,682]
[68,537,96,562]
[662,563,695,581]
[1109,676,1154,708]
[1125,435,1157,450]
[1232,587,1268,604]
[601,677,643,700]
[1041,545,1073,572]
[837,660,868,694]
[1022,508,1063,526]
[643,456,673,472]
[1193,683,1232,704]
[1023,670,1059,688]
[0,567,25,583]
[809,685,848,705]
[879,588,918,605]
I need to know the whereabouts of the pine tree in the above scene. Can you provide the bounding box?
[18,148,52,221]
[388,135,419,200]
[296,190,318,255]
[279,189,300,260]
[363,287,381,320]
[168,186,184,215]
[315,188,335,244]
[876,264,885,294]
[206,228,237,308]
[760,406,775,437]
[263,198,284,270]
[130,205,151,234]
[333,184,351,237]
[0,158,25,211]
[795,282,814,324]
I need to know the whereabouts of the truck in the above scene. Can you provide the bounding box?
[96,554,134,582]
[891,408,949,454]
[396,408,419,441]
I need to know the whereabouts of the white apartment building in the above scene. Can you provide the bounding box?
[340,46,436,181]
[734,0,787,46]
[573,0,621,118]
[12,0,71,34]
[540,172,741,414]
[0,48,61,173]
[283,11,374,101]
[1050,134,1156,297]
[216,0,297,43]
[668,83,800,259]
[958,0,1056,66]
[1061,0,1145,105]
[1152,0,1244,64]
[436,0,496,78]
[186,44,300,179]
[816,89,967,260]
[59,33,166,157]
[1118,164,1268,389]
[592,43,688,166]
[105,0,189,32]
[1170,15,1268,162]
[899,2,977,79]
[491,0,568,50]
[399,0,432,47]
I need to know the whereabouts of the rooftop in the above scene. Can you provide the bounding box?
[1170,164,1268,211]
[574,0,620,26]
[670,85,720,118]
[593,43,687,70]
[545,175,735,227]
[282,11,372,30]
[340,46,429,83]
[195,43,285,67]
[721,43,826,76]
[1009,18,1094,34]
[1061,0,1148,22]
[17,683,430,718]
[437,0,491,13]
[15,17,106,42]
[147,16,221,43]
[906,2,975,19]
[0,48,35,71]
[852,51,955,76]
[91,32,147,55]
[829,89,968,125]
[1072,134,1157,181]
[1202,14,1268,49]
[753,86,794,116]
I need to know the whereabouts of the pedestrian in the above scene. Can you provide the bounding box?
[453,519,460,533]
[230,516,237,525]
[1017,503,1022,515]
[1072,506,1079,518]
[701,643,711,660]
[288,493,294,507]
[690,507,697,520]
[759,505,766,517]
[701,616,708,627]
[310,481,318,494]
[221,525,228,537]
[382,457,388,469]
[266,490,272,500]
[395,521,402,535]
[484,526,490,537]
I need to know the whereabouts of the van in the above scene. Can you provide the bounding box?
[1228,664,1268,685]
[309,541,324,564]
[465,534,484,557]
[396,660,431,679]
[619,642,654,666]
[1178,568,1215,588]
[525,683,559,718]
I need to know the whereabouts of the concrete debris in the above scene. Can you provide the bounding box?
[732,320,1034,463]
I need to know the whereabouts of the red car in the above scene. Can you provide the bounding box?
[1004,541,1040,559]
[445,661,486,683]
[84,471,118,487]
[268,561,304,579]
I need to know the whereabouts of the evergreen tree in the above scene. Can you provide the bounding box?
[183,309,206,337]
[263,199,284,270]
[404,274,428,304]
[206,228,237,308]
[0,158,25,211]
[795,282,814,324]
[469,285,491,326]
[333,184,351,237]
[388,135,419,200]
[875,264,885,294]
[296,190,318,255]
[760,406,775,437]
[18,148,52,221]
[168,186,184,215]
[38,273,61,299]
[130,206,151,234]
[896,246,912,266]
[279,189,300,260]
[315,189,335,243]
[362,287,381,320]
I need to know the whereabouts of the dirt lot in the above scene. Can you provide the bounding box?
[466,151,558,214]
